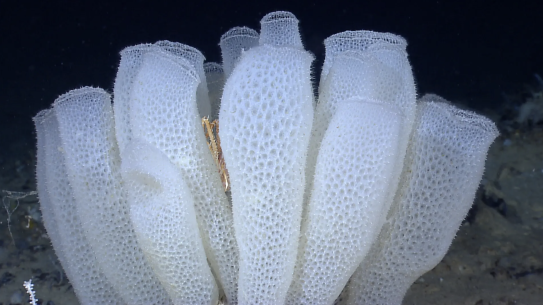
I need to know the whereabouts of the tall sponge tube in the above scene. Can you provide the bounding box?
[347,94,499,305]
[127,48,239,304]
[52,87,171,304]
[286,99,404,305]
[121,139,218,305]
[34,109,122,304]
[219,11,314,304]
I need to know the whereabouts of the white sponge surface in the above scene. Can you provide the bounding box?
[155,40,211,118]
[321,30,407,87]
[259,11,303,48]
[219,44,314,304]
[306,47,416,220]
[347,95,499,305]
[113,43,155,154]
[128,49,239,304]
[34,109,123,304]
[53,87,171,304]
[121,139,218,305]
[220,27,259,77]
[287,99,403,305]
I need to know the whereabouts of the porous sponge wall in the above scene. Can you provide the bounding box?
[219,27,259,78]
[286,99,403,305]
[129,49,201,167]
[311,50,403,155]
[347,95,499,305]
[121,139,218,305]
[53,87,171,304]
[219,43,314,304]
[305,50,408,208]
[34,109,122,304]
[320,30,408,90]
[128,49,239,304]
[113,43,154,155]
[259,11,303,48]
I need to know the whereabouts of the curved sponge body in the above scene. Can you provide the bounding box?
[305,49,412,205]
[287,99,404,305]
[219,43,314,304]
[53,87,171,304]
[320,30,407,89]
[347,95,499,305]
[121,139,218,305]
[127,49,239,304]
[34,109,122,304]
[219,26,259,78]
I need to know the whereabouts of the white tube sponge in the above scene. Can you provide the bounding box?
[53,87,171,304]
[320,30,407,89]
[305,48,415,207]
[121,139,218,305]
[259,11,303,48]
[34,109,122,304]
[33,109,68,283]
[220,27,259,78]
[286,99,404,305]
[219,32,314,304]
[113,43,154,154]
[347,95,499,305]
[114,41,211,154]
[127,49,239,304]
[155,40,212,118]
[307,32,414,204]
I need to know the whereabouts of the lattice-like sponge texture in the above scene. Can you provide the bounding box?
[287,99,403,305]
[121,139,218,305]
[52,87,171,304]
[219,43,314,304]
[34,109,123,304]
[127,49,239,304]
[347,95,499,305]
